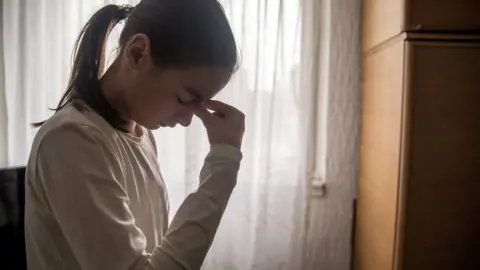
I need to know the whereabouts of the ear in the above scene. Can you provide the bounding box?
[123,33,152,71]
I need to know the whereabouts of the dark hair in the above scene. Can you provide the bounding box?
[34,0,238,130]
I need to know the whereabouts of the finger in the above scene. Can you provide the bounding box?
[185,103,213,123]
[202,100,236,114]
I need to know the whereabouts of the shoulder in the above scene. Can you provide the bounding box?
[28,103,127,184]
[27,105,129,204]
[30,103,122,163]
[37,102,118,142]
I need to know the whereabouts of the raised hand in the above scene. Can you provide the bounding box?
[187,100,245,149]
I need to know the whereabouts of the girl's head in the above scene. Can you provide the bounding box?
[39,0,238,130]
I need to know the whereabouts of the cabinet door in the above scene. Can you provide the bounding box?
[401,41,480,270]
[405,0,480,32]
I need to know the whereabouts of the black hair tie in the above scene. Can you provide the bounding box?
[117,4,134,20]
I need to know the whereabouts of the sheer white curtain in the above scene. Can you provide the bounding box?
[1,0,317,268]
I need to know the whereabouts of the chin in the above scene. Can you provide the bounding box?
[148,121,178,129]
[140,122,162,130]
[165,123,178,128]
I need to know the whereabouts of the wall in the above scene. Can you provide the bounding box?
[304,0,361,269]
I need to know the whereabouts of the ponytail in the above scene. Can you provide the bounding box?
[33,4,133,130]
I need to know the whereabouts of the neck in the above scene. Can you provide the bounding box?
[100,61,137,135]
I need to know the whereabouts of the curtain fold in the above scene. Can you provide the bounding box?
[2,0,319,268]
[0,0,8,167]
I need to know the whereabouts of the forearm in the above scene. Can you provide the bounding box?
[151,144,242,269]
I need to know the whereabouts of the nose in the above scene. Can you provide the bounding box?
[177,111,194,127]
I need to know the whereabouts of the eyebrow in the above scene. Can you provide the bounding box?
[184,87,203,101]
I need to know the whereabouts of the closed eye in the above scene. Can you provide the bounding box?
[184,87,203,101]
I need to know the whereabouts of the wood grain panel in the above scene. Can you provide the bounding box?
[405,0,480,31]
[363,0,403,52]
[354,40,405,270]
[401,41,480,270]
[363,0,480,51]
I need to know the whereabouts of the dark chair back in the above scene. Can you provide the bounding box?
[0,167,27,270]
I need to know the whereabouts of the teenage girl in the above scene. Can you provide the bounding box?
[25,1,244,269]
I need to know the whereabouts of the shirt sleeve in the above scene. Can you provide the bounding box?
[157,144,242,269]
[36,123,242,270]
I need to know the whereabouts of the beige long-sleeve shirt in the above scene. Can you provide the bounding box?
[25,102,242,270]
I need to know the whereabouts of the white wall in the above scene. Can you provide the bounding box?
[304,0,361,269]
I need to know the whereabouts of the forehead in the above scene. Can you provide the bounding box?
[179,67,232,99]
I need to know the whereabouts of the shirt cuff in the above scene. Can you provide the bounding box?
[208,144,243,162]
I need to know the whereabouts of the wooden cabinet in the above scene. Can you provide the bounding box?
[363,0,480,50]
[356,33,480,270]
[356,1,480,268]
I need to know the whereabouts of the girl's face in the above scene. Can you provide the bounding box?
[126,67,231,129]
[120,34,232,129]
